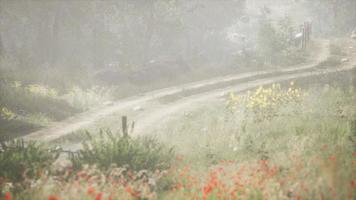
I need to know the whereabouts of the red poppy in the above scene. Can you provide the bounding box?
[125,186,141,198]
[175,155,184,161]
[175,182,183,190]
[351,180,356,189]
[125,186,133,194]
[48,196,60,200]
[4,192,11,200]
[87,187,96,195]
[203,184,213,195]
[94,193,103,200]
[328,156,336,162]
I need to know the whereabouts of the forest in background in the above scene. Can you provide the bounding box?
[0,0,355,88]
[0,0,356,199]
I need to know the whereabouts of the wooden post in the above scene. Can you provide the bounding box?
[302,26,306,49]
[122,116,128,137]
[301,21,312,50]
[307,22,311,41]
[130,121,135,134]
[306,22,311,42]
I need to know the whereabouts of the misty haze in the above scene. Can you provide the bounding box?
[0,0,355,199]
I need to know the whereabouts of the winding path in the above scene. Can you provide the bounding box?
[23,40,355,144]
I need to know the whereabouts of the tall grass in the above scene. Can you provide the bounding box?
[154,85,355,199]
[0,81,80,139]
[0,85,354,199]
[0,80,115,139]
[62,86,114,110]
[0,81,79,121]
[70,129,175,171]
[0,139,59,192]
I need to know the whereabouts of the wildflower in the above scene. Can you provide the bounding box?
[94,193,103,200]
[328,156,336,162]
[175,155,184,161]
[4,192,11,200]
[87,187,96,195]
[351,180,356,189]
[48,196,60,200]
[125,186,133,194]
[175,182,183,190]
[203,184,213,196]
[77,171,89,180]
[125,186,141,197]
[183,165,190,172]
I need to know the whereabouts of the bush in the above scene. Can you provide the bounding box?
[0,139,59,187]
[0,80,80,121]
[62,86,113,110]
[0,80,81,138]
[257,16,306,66]
[70,129,175,171]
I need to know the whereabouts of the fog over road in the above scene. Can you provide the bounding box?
[23,40,356,147]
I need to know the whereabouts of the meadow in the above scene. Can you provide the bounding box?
[1,1,356,199]
[0,81,354,200]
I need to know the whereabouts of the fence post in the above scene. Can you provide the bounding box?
[301,21,312,50]
[122,116,128,137]
[302,22,306,49]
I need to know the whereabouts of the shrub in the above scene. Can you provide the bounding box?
[62,86,113,110]
[0,80,80,121]
[257,16,306,66]
[70,129,175,171]
[0,140,59,190]
[0,80,81,138]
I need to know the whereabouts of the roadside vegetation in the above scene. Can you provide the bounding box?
[0,12,317,140]
[1,1,355,199]
[0,82,354,200]
[0,81,115,140]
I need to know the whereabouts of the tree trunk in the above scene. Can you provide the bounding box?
[0,32,3,57]
[0,2,4,57]
[141,3,155,68]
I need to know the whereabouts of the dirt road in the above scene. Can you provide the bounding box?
[24,40,354,144]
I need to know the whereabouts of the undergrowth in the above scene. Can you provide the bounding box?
[0,140,59,193]
[70,129,175,171]
[0,85,355,199]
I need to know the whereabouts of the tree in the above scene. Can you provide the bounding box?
[304,0,356,36]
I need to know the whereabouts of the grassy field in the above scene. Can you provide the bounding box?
[0,80,116,140]
[152,83,355,200]
[0,81,355,200]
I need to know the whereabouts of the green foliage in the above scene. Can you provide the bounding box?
[62,86,113,110]
[257,16,306,66]
[0,80,81,138]
[0,107,16,120]
[304,0,356,35]
[0,139,59,183]
[157,85,355,166]
[0,80,80,121]
[70,129,175,171]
